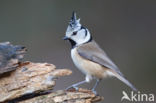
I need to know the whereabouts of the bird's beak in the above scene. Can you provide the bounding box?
[62,36,69,40]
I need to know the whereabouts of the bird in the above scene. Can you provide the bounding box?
[63,12,137,94]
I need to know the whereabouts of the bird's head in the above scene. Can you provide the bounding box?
[63,12,92,48]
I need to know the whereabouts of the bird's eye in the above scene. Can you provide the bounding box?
[72,31,77,35]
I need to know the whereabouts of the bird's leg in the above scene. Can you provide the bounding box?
[66,80,86,91]
[91,79,101,95]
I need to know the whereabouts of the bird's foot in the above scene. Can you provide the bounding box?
[66,85,79,91]
[91,89,98,96]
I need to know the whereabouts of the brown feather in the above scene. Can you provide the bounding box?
[71,47,109,79]
[77,40,124,76]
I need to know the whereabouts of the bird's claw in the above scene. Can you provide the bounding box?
[66,85,79,91]
[91,89,98,95]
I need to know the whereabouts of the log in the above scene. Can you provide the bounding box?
[0,62,103,103]
[0,42,103,103]
[19,88,103,103]
[0,42,26,74]
[0,61,72,103]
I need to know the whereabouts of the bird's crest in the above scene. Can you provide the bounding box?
[69,11,81,29]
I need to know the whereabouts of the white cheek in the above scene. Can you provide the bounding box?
[67,29,91,46]
[73,36,85,45]
[78,30,86,38]
[78,31,91,45]
[72,31,86,44]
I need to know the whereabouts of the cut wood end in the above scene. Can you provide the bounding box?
[0,61,72,103]
[51,69,72,77]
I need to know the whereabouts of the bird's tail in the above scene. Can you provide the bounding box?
[115,73,137,91]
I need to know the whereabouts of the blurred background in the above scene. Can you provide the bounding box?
[0,0,155,102]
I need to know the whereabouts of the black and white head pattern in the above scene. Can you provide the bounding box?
[65,12,92,48]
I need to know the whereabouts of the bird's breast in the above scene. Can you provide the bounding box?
[71,48,109,79]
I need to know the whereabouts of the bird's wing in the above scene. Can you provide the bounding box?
[77,40,124,76]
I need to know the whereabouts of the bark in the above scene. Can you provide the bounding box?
[0,62,103,103]
[19,88,103,103]
[0,42,103,103]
